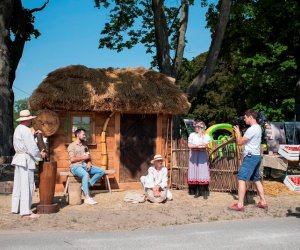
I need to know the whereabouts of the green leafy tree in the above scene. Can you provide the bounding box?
[224,0,299,121]
[178,53,239,125]
[94,0,200,77]
[236,42,297,121]
[187,0,232,98]
[95,0,234,103]
[13,99,29,128]
[184,0,299,123]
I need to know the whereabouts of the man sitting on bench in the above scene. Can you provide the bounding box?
[67,128,105,205]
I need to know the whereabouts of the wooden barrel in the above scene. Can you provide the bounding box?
[37,161,59,213]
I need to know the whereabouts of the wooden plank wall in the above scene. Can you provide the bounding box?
[50,112,173,191]
[51,111,117,192]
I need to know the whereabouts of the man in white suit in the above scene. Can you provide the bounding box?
[11,110,46,219]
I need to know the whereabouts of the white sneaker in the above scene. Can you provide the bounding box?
[84,197,98,205]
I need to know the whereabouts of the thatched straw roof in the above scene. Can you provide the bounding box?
[29,65,190,114]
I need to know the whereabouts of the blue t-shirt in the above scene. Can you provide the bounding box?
[243,124,262,156]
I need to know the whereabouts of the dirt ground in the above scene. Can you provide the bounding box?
[0,179,300,232]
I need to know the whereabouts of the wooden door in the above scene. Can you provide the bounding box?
[120,114,156,182]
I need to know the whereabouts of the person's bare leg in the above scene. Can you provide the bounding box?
[255,180,267,205]
[238,180,247,207]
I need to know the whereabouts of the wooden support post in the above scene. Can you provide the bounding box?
[114,112,121,183]
[156,114,163,154]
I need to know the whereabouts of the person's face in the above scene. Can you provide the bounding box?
[154,160,163,169]
[77,130,87,142]
[244,115,251,125]
[195,124,205,132]
[21,119,32,127]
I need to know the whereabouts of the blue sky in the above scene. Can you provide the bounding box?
[14,0,213,100]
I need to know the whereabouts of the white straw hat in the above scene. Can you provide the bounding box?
[16,110,36,122]
[150,154,164,164]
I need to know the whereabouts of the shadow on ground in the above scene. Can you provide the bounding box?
[286,207,300,218]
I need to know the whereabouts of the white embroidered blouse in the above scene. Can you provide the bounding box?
[188,132,210,146]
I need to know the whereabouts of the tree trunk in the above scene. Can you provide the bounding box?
[172,0,189,79]
[187,0,232,99]
[0,0,14,156]
[0,0,48,156]
[152,0,172,76]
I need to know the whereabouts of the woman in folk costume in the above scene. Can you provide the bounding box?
[140,154,172,203]
[11,110,46,219]
[188,120,211,199]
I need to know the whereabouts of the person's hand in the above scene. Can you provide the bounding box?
[87,162,92,171]
[233,125,240,135]
[154,191,161,197]
[35,129,43,135]
[153,188,161,197]
[152,185,159,192]
[82,154,90,161]
[198,144,207,148]
[152,185,161,197]
[40,149,46,158]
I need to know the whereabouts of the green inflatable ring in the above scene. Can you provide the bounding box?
[206,123,234,142]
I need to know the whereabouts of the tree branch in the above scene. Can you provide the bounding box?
[172,0,188,79]
[29,0,49,13]
[152,0,172,76]
[186,0,232,99]
[168,6,182,36]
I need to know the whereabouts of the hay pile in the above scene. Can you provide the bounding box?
[263,180,296,196]
[29,65,190,114]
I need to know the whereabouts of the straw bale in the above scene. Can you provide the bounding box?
[263,180,296,196]
[29,65,190,114]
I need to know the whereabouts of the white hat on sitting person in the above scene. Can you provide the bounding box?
[16,109,36,122]
[150,154,164,164]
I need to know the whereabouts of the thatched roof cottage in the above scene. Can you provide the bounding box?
[29,65,190,191]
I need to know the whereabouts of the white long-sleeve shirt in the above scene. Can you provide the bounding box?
[11,124,41,169]
[143,166,168,189]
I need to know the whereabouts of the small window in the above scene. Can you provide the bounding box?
[71,115,94,143]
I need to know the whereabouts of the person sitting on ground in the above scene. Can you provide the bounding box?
[140,154,172,203]
[67,128,105,205]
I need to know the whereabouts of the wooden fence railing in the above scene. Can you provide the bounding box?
[171,138,256,192]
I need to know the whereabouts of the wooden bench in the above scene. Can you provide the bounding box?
[60,169,115,198]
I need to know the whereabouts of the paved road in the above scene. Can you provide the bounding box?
[0,217,299,250]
